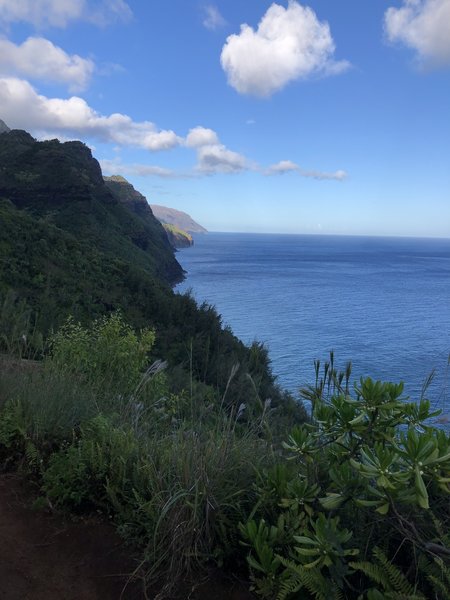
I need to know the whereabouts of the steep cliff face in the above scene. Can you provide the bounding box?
[162,224,194,248]
[103,175,152,218]
[104,175,195,249]
[0,130,183,285]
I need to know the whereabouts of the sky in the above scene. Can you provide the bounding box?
[0,0,449,237]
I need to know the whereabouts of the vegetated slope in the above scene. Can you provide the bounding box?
[0,130,183,285]
[150,203,207,234]
[161,222,193,248]
[104,175,193,248]
[0,127,283,405]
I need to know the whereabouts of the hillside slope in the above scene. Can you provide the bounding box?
[104,175,193,248]
[0,130,183,285]
[150,204,207,234]
[162,223,193,248]
[0,126,280,404]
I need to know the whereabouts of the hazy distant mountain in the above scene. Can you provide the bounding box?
[0,119,10,134]
[150,205,207,234]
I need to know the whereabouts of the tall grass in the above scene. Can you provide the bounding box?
[0,313,285,596]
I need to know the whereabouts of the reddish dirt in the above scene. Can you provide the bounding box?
[0,474,255,600]
[0,474,142,600]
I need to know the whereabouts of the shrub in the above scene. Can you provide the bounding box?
[49,312,155,396]
[240,358,450,599]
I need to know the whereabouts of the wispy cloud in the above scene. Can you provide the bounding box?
[0,0,132,29]
[266,160,347,180]
[99,158,183,179]
[220,0,350,97]
[202,4,226,30]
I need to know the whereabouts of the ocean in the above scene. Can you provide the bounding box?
[176,233,450,415]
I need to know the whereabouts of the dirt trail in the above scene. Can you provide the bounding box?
[0,474,140,600]
[0,474,255,600]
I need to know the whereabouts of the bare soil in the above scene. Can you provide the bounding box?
[0,474,255,600]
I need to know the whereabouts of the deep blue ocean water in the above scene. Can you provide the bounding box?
[176,233,450,415]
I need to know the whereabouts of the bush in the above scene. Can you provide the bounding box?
[240,358,450,599]
[49,312,155,396]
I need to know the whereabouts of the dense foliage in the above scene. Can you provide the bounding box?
[1,323,448,598]
[1,126,448,598]
[0,128,290,406]
[0,313,287,595]
[240,357,450,599]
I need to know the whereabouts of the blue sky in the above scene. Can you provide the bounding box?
[0,0,449,237]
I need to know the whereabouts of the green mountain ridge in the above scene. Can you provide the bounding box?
[0,130,183,285]
[0,125,281,405]
[103,175,193,248]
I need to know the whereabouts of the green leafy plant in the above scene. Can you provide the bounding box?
[240,355,450,599]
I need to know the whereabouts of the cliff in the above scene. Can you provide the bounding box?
[150,204,207,234]
[0,130,183,285]
[104,175,195,249]
[162,223,194,248]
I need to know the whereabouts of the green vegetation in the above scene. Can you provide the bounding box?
[239,356,450,599]
[0,313,290,595]
[162,222,194,248]
[1,319,449,598]
[1,126,448,598]
[103,175,194,247]
[0,129,289,407]
[0,130,183,284]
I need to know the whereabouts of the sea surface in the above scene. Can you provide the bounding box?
[176,233,450,415]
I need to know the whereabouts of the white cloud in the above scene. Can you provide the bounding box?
[0,37,94,91]
[0,75,344,181]
[185,126,220,147]
[267,160,347,180]
[196,144,248,174]
[0,77,181,151]
[0,0,132,28]
[302,168,347,181]
[384,0,450,67]
[186,126,249,174]
[267,160,299,174]
[203,5,226,30]
[220,0,350,97]
[100,158,180,178]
